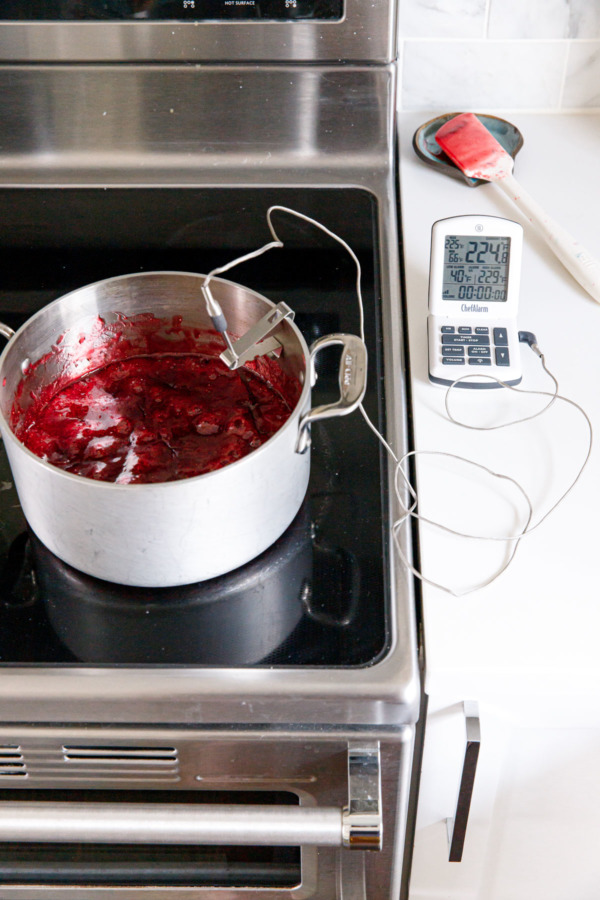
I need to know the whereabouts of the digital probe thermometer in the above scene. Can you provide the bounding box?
[427,215,523,388]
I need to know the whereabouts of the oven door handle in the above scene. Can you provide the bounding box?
[0,743,382,851]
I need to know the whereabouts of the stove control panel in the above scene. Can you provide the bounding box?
[0,0,342,21]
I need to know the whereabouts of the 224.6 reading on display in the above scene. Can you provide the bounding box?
[443,235,511,302]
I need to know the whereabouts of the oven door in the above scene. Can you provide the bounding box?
[0,728,412,899]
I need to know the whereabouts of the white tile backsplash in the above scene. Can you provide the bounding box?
[399,0,487,39]
[567,1,600,39]
[487,0,570,39]
[487,0,600,39]
[562,41,600,107]
[402,40,567,110]
[398,0,600,110]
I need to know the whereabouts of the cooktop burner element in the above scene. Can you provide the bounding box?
[0,187,389,668]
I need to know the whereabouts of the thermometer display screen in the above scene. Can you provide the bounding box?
[443,234,511,302]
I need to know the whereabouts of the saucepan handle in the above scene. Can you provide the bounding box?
[0,322,15,341]
[296,333,367,454]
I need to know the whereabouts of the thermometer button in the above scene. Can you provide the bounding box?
[442,334,490,346]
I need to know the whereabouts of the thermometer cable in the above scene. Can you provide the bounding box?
[377,334,593,597]
[235,207,593,598]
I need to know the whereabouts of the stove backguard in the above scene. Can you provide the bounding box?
[0,0,397,62]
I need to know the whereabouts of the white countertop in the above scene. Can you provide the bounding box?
[398,112,600,705]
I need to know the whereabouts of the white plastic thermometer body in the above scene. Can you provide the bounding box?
[427,215,523,388]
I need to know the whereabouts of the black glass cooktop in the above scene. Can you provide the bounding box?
[0,187,389,668]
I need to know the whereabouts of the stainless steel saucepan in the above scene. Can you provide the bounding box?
[0,271,366,587]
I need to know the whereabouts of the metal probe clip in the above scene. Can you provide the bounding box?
[201,282,294,370]
[202,204,353,369]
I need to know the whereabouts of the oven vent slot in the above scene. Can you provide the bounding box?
[0,746,27,778]
[56,745,180,782]
[63,746,178,764]
[0,745,182,784]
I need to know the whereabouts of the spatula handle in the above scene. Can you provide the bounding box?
[497,173,600,304]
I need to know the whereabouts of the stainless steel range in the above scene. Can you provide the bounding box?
[0,3,419,898]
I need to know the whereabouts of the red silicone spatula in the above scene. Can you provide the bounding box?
[435,112,600,304]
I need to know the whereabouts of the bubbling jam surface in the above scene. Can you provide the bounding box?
[12,323,300,484]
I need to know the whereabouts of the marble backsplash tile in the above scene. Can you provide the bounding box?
[401,40,567,110]
[399,0,600,110]
[399,0,487,39]
[487,0,600,39]
[562,42,600,107]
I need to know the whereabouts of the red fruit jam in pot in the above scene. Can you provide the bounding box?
[10,315,302,485]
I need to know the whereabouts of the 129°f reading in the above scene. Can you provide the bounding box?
[443,235,511,302]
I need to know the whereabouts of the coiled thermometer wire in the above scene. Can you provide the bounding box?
[382,339,593,597]
[208,206,593,598]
